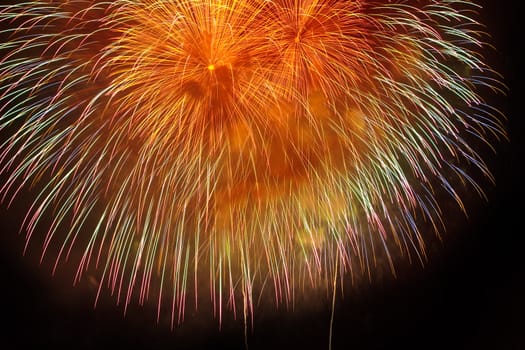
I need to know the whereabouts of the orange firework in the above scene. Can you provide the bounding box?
[0,0,505,328]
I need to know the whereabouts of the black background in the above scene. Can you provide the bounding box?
[0,1,522,349]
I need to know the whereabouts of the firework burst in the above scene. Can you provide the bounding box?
[0,0,505,327]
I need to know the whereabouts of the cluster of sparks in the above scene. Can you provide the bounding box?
[0,0,504,327]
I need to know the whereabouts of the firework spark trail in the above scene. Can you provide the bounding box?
[0,0,505,327]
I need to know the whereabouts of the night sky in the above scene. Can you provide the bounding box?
[0,1,522,349]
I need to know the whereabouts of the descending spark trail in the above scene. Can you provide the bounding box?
[0,0,505,327]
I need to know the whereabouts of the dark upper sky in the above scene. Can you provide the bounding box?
[0,1,522,349]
